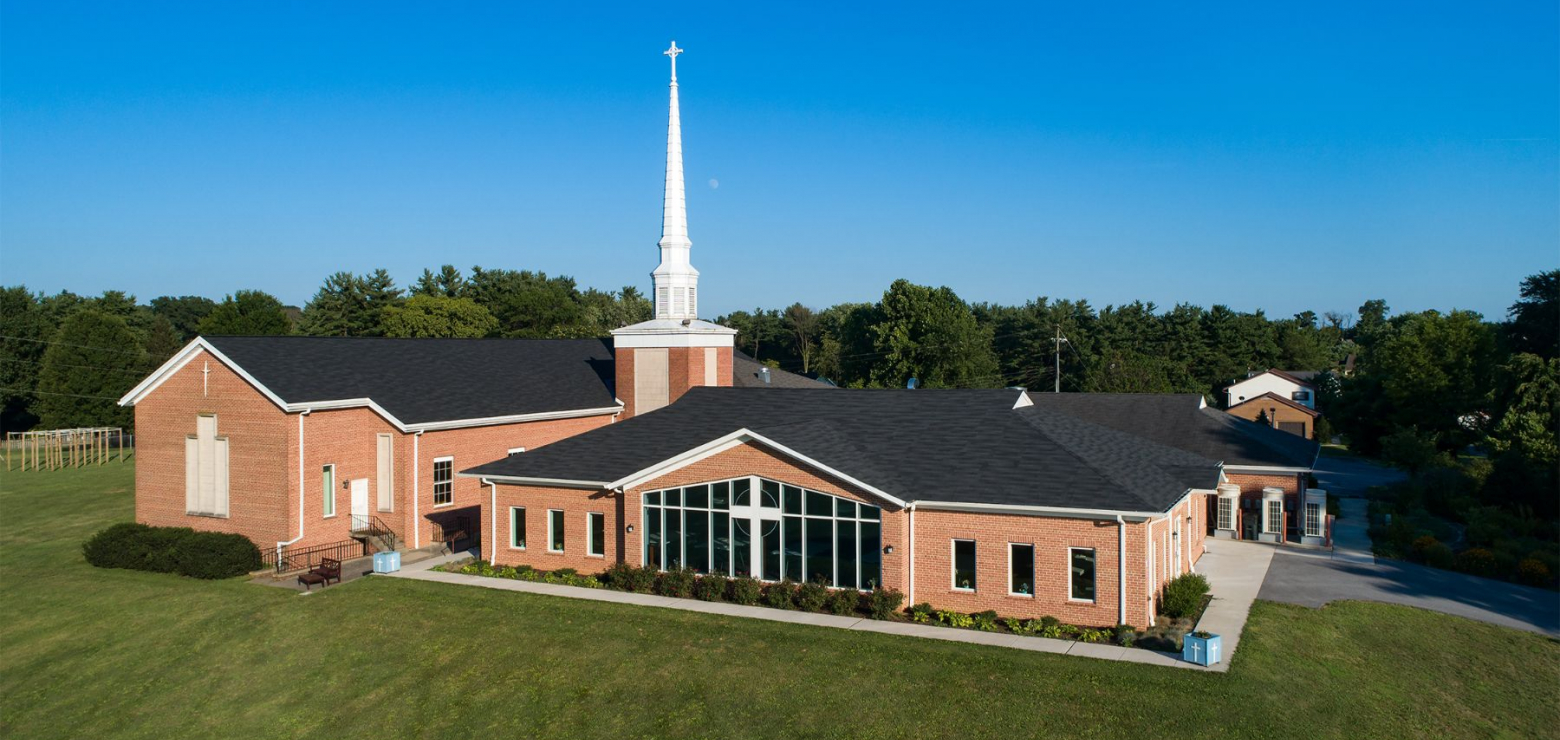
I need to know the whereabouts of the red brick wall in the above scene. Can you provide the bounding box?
[484,485,620,573]
[410,414,614,549]
[480,439,1196,628]
[614,346,637,420]
[134,350,291,546]
[133,348,619,553]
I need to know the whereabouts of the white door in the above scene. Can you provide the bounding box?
[350,478,370,531]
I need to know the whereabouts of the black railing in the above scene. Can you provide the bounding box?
[264,539,367,574]
[350,515,399,551]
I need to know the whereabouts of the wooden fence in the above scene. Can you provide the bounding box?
[5,428,132,471]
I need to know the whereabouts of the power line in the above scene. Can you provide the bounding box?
[0,355,153,376]
[0,334,153,356]
[0,386,125,402]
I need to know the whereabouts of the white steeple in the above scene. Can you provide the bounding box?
[652,41,699,320]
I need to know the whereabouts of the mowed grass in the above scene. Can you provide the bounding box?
[2,464,1557,740]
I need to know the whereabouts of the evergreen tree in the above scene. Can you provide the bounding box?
[35,310,143,429]
[298,270,403,337]
[412,265,470,298]
[198,290,293,336]
[1506,269,1558,359]
[466,267,583,338]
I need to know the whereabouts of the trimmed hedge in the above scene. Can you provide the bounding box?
[83,523,261,579]
[1160,572,1210,619]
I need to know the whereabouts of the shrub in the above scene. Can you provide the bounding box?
[552,567,577,578]
[826,588,860,616]
[1411,535,1441,563]
[763,579,797,609]
[1455,548,1498,578]
[1039,615,1059,629]
[603,562,637,591]
[795,579,829,612]
[1517,558,1553,588]
[1160,572,1210,619]
[866,588,904,620]
[729,576,762,605]
[1039,623,1066,639]
[1423,542,1456,570]
[937,610,973,628]
[695,573,729,602]
[83,523,259,579]
[1003,618,1026,633]
[1114,625,1137,647]
[657,568,696,598]
[172,531,263,579]
[907,602,935,623]
[970,610,999,632]
[1076,627,1111,643]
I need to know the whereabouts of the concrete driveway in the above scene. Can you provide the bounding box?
[1258,548,1560,636]
[1312,450,1405,496]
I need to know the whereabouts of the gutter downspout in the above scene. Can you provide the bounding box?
[1116,515,1127,626]
[487,479,497,566]
[276,409,312,558]
[412,430,424,549]
[907,503,916,604]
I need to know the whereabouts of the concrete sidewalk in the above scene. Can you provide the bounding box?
[1329,497,1375,565]
[1191,539,1276,670]
[386,556,1227,671]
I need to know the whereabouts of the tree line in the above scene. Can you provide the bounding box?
[1,264,1554,480]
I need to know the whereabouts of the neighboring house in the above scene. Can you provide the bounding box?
[1224,369,1318,410]
[1226,392,1320,440]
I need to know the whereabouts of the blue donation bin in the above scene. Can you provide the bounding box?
[372,551,401,574]
[1183,633,1222,666]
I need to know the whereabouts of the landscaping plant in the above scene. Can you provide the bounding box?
[1160,572,1210,619]
[728,576,762,605]
[866,588,904,620]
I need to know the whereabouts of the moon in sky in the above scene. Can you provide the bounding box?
[708,178,719,189]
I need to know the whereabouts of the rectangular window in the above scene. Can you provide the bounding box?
[836,520,858,589]
[1217,496,1234,530]
[859,521,882,590]
[432,457,453,506]
[782,515,803,580]
[322,465,336,518]
[805,517,833,585]
[1069,548,1096,601]
[1266,499,1282,534]
[1292,390,1311,402]
[712,512,730,574]
[684,509,707,570]
[665,507,682,568]
[1305,502,1323,537]
[510,507,527,549]
[1009,543,1035,596]
[952,540,976,591]
[548,509,565,552]
[645,506,662,568]
[588,512,605,556]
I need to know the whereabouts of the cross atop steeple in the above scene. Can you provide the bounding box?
[664,41,683,82]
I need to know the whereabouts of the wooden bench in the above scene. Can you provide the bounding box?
[297,558,341,590]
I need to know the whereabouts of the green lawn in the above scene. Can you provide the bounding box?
[2,464,1557,739]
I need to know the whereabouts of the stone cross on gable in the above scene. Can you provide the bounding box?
[664,41,683,81]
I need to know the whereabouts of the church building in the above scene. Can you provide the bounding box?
[118,44,1316,629]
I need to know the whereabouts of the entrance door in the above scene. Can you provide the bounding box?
[350,478,369,531]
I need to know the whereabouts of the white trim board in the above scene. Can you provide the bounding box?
[119,337,622,433]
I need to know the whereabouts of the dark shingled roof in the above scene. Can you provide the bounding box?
[203,335,617,426]
[731,351,835,389]
[464,388,1221,513]
[1027,393,1318,470]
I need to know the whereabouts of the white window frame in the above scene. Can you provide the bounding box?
[1217,496,1234,530]
[509,506,526,549]
[951,539,976,592]
[1265,499,1282,534]
[322,464,337,518]
[1305,502,1323,537]
[432,456,454,507]
[1008,542,1035,597]
[1067,547,1097,603]
[507,447,526,456]
[548,509,565,553]
[587,511,605,557]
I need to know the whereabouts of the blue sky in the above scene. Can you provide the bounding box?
[2,2,1555,321]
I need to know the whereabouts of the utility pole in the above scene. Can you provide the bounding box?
[1052,325,1068,393]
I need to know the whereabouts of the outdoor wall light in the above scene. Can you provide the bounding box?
[883,545,894,554]
[626,524,635,533]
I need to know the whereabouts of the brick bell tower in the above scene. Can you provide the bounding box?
[612,41,735,420]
